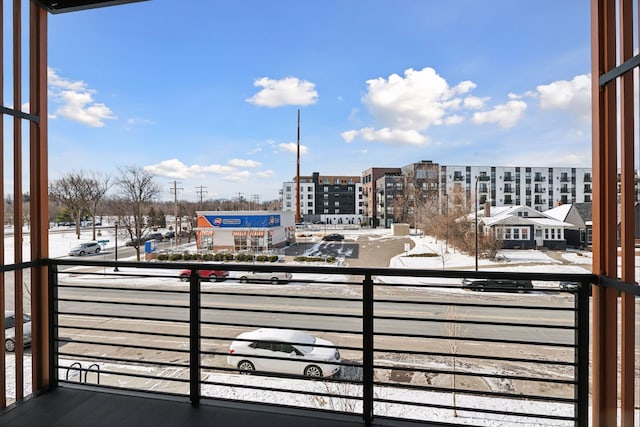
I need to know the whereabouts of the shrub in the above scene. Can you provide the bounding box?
[256,255,267,262]
[169,253,183,261]
[223,253,235,261]
[202,253,214,261]
[405,253,438,258]
[157,253,169,261]
[269,255,279,263]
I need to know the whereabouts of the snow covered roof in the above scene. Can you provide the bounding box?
[544,204,572,222]
[480,205,573,228]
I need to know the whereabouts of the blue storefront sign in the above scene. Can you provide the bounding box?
[204,214,281,228]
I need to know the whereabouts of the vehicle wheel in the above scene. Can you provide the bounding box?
[517,285,526,294]
[179,274,189,282]
[270,277,280,285]
[95,247,100,254]
[304,365,323,377]
[476,284,485,292]
[239,276,248,283]
[79,251,85,256]
[5,338,15,352]
[237,360,254,374]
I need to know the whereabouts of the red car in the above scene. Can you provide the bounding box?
[179,269,229,282]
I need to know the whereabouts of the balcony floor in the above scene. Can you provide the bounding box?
[0,385,436,427]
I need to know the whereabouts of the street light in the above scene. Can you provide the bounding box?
[114,222,119,272]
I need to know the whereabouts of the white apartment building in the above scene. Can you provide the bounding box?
[440,166,593,212]
[282,173,364,225]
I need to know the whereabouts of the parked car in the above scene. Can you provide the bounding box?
[322,233,345,241]
[146,232,164,241]
[227,328,341,378]
[4,311,31,352]
[125,233,164,247]
[164,231,176,239]
[560,281,592,296]
[462,278,533,293]
[238,271,293,284]
[179,269,229,282]
[68,242,101,256]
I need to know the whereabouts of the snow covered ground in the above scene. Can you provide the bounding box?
[3,227,639,425]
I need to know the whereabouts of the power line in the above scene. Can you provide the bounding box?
[196,185,207,209]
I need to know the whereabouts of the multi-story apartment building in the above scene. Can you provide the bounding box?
[375,173,404,228]
[440,166,595,212]
[361,167,401,227]
[282,172,363,224]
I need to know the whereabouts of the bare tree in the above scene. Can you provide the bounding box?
[49,171,94,239]
[114,165,162,261]
[86,172,112,240]
[442,305,467,417]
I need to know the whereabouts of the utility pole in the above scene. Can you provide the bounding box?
[251,194,260,210]
[170,181,183,242]
[296,109,301,223]
[196,185,207,210]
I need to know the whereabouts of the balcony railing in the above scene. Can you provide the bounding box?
[0,259,605,426]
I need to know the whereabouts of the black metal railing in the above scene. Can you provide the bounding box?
[40,259,609,425]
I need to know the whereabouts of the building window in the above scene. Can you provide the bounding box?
[307,194,312,199]
[513,229,520,239]
[522,228,528,240]
[286,186,291,192]
[505,229,512,239]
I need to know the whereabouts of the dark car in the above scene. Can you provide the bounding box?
[462,278,533,293]
[322,233,345,241]
[179,269,229,282]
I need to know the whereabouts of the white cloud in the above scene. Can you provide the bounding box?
[471,100,527,128]
[246,77,318,107]
[256,170,275,177]
[444,115,464,125]
[201,164,237,174]
[228,158,262,168]
[279,142,309,155]
[125,117,155,130]
[342,127,428,145]
[341,130,359,143]
[362,67,472,131]
[224,171,251,182]
[342,67,478,145]
[536,74,591,121]
[144,159,204,179]
[48,67,116,127]
[144,159,266,181]
[463,96,487,110]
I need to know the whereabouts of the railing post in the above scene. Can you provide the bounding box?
[575,280,590,426]
[189,268,200,406]
[48,263,58,390]
[362,273,374,426]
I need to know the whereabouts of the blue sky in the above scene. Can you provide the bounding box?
[42,0,591,202]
